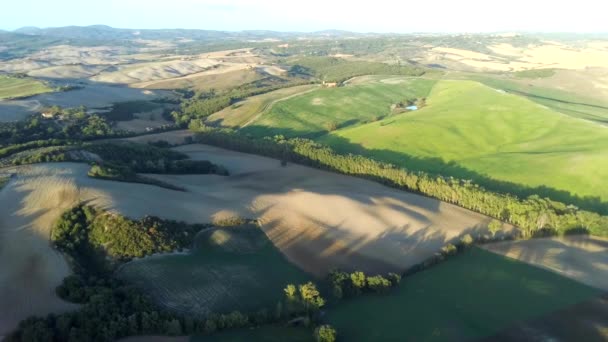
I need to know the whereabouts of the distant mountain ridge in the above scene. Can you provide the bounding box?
[12,25,368,41]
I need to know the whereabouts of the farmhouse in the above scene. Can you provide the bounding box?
[41,111,55,119]
[322,81,338,88]
[406,105,418,111]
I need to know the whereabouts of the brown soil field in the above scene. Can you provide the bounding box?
[136,68,262,91]
[428,42,608,72]
[482,236,608,291]
[482,294,608,342]
[0,141,513,334]
[0,167,80,336]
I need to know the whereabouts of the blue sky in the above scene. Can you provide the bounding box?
[3,0,607,33]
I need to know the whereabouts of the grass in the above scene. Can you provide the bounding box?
[118,225,311,316]
[320,79,608,204]
[289,56,425,82]
[205,85,317,127]
[467,74,608,123]
[0,75,53,100]
[513,69,556,78]
[243,76,436,137]
[324,247,600,341]
[191,326,313,342]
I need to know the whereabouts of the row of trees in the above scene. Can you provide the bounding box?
[194,128,608,238]
[328,271,401,299]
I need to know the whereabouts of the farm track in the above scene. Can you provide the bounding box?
[241,86,320,128]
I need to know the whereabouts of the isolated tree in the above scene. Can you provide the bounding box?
[387,272,401,286]
[314,325,337,342]
[284,284,297,300]
[299,282,325,310]
[488,219,502,238]
[350,271,367,291]
[324,121,338,131]
[460,234,474,247]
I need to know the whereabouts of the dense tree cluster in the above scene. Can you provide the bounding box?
[0,108,118,146]
[194,128,608,238]
[51,205,208,264]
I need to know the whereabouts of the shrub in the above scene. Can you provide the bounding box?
[324,121,338,132]
[367,275,392,292]
[314,325,337,342]
[441,243,458,256]
[460,234,474,248]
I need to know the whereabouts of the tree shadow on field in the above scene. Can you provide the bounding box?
[0,173,79,336]
[479,293,608,342]
[482,235,608,292]
[255,196,493,277]
[240,124,608,214]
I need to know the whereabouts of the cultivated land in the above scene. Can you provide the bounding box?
[243,76,436,137]
[0,84,168,122]
[325,247,601,341]
[0,75,53,100]
[137,68,263,91]
[205,84,318,128]
[319,79,608,204]
[118,226,310,315]
[0,140,512,334]
[482,235,608,291]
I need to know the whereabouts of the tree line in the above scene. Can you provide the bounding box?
[193,127,608,238]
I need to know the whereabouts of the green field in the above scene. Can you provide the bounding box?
[314,79,608,206]
[467,74,608,124]
[324,247,600,341]
[243,76,435,137]
[206,85,317,127]
[192,326,313,342]
[0,75,53,99]
[118,225,311,316]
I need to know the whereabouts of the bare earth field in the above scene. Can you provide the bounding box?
[425,41,608,72]
[0,140,514,333]
[482,236,608,291]
[0,168,80,336]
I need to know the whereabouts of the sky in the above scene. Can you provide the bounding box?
[2,0,607,33]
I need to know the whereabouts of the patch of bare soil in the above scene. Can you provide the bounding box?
[482,236,608,291]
